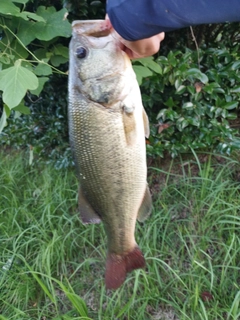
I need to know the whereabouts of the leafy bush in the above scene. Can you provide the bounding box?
[135,44,240,157]
[0,0,71,131]
[0,1,240,164]
[1,75,73,168]
[0,0,107,167]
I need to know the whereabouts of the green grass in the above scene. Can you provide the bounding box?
[0,151,239,320]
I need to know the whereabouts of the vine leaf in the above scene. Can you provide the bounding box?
[30,77,49,96]
[17,11,46,22]
[0,0,20,15]
[13,103,30,115]
[0,60,38,108]
[16,19,40,46]
[33,6,71,41]
[133,65,153,85]
[135,57,162,74]
[185,68,209,84]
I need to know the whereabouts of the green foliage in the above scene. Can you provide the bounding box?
[1,0,240,161]
[0,0,71,129]
[0,60,38,107]
[134,43,240,157]
[1,76,72,169]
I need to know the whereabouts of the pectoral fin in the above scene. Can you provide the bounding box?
[122,110,137,146]
[137,185,152,222]
[142,108,150,138]
[78,187,101,224]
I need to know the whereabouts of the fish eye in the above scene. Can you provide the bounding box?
[76,46,87,59]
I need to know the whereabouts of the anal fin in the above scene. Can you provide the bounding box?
[137,185,152,222]
[78,187,101,224]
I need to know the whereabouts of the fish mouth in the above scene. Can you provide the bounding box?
[72,20,112,37]
[72,20,125,52]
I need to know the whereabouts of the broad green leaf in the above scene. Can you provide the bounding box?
[203,82,221,94]
[133,65,152,85]
[33,6,71,41]
[0,0,20,16]
[34,48,50,62]
[182,102,194,109]
[135,57,162,74]
[186,68,208,84]
[176,85,186,94]
[30,77,49,96]
[50,55,68,67]
[157,56,168,64]
[164,97,175,108]
[213,87,225,94]
[0,60,38,108]
[231,86,240,93]
[11,18,35,45]
[13,103,30,115]
[230,60,240,70]
[176,117,189,131]
[0,55,12,65]
[4,104,11,117]
[52,44,69,58]
[174,78,181,90]
[222,101,238,110]
[166,109,178,121]
[187,116,200,127]
[215,107,224,117]
[231,138,240,148]
[167,51,178,67]
[0,27,29,58]
[16,11,46,22]
[187,85,195,95]
[163,65,171,74]
[11,39,29,59]
[226,113,237,120]
[157,108,167,120]
[34,63,52,76]
[21,61,33,71]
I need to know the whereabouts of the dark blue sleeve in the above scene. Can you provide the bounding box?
[107,0,240,40]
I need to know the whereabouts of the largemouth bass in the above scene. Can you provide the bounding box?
[68,20,152,290]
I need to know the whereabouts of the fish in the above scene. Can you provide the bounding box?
[68,20,152,290]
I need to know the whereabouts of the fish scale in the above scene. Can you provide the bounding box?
[68,20,152,289]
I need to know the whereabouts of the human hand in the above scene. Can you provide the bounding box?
[105,15,165,59]
[116,32,165,59]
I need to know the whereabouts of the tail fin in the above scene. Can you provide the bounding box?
[105,246,145,290]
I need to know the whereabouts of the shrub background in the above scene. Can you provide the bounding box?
[0,0,240,165]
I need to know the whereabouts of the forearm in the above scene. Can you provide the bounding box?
[107,0,240,41]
